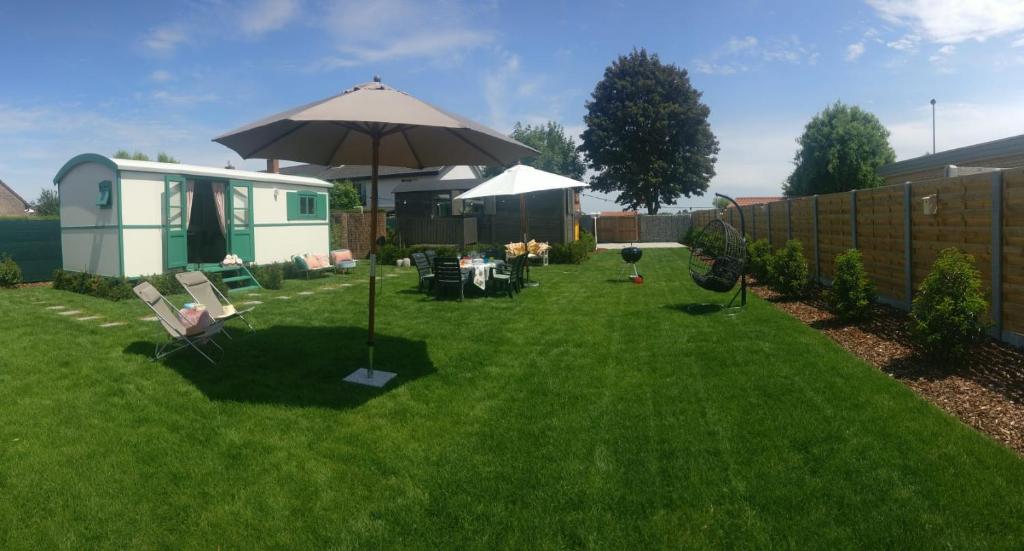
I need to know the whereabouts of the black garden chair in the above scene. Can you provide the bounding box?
[433,256,470,301]
[411,252,434,293]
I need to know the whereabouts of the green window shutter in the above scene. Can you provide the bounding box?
[287,191,299,220]
[315,193,327,219]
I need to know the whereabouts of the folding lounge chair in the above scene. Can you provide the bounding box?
[174,271,256,335]
[132,281,224,365]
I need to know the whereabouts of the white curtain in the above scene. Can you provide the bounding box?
[211,182,227,236]
[186,181,195,228]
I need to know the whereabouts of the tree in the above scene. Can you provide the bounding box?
[783,102,895,196]
[330,180,362,210]
[112,150,179,163]
[580,49,719,214]
[712,196,730,210]
[484,121,585,179]
[31,189,59,216]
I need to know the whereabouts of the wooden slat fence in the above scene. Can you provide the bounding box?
[689,167,1024,345]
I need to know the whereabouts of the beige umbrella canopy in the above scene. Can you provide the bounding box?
[214,76,536,386]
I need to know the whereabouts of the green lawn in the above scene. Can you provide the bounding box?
[1,249,1023,548]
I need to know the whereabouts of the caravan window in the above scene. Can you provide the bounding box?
[300,194,316,215]
[96,180,112,208]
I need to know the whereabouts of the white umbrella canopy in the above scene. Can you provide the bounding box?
[453,164,587,200]
[213,77,537,386]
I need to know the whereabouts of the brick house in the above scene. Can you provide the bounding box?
[0,179,30,216]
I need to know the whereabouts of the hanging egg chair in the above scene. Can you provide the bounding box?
[687,194,748,307]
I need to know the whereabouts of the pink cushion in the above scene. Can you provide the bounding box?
[314,254,330,268]
[303,254,322,269]
[331,249,353,263]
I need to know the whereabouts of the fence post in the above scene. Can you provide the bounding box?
[786,200,792,241]
[850,189,858,249]
[766,204,772,246]
[903,182,913,309]
[812,195,820,283]
[992,170,1004,339]
[751,207,757,239]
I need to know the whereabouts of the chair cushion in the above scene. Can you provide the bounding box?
[331,249,353,263]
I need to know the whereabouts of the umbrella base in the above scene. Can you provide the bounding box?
[343,368,397,388]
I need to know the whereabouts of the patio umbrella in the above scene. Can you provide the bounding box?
[213,76,536,386]
[455,164,588,284]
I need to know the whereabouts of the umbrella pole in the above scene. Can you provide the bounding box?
[345,131,396,387]
[521,194,539,287]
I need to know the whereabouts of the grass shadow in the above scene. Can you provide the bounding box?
[664,303,724,315]
[124,325,435,410]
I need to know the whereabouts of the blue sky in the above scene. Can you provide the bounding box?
[4,0,1024,213]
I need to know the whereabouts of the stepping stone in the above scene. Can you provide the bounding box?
[275,296,291,300]
[341,284,353,287]
[46,305,66,310]
[140,316,159,322]
[246,293,261,297]
[58,310,82,316]
[298,291,314,296]
[99,322,125,328]
[76,316,102,321]
[385,274,398,278]
[242,300,263,305]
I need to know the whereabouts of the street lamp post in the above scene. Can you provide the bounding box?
[931,98,937,154]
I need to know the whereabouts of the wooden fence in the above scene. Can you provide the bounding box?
[0,219,61,282]
[397,216,478,247]
[689,167,1024,345]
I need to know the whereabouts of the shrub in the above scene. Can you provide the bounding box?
[51,269,229,301]
[745,239,772,282]
[578,230,597,252]
[681,225,697,246]
[376,243,409,265]
[911,248,988,360]
[828,249,874,321]
[549,239,591,264]
[250,263,285,289]
[769,240,808,297]
[0,254,22,287]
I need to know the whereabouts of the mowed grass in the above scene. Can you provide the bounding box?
[1,249,1023,548]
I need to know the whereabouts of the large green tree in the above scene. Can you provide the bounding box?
[580,49,718,214]
[485,121,585,179]
[330,180,362,210]
[783,102,895,196]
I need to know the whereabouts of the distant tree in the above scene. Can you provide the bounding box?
[712,196,730,210]
[783,102,895,196]
[330,180,362,210]
[484,121,586,179]
[580,48,719,214]
[112,150,179,163]
[31,189,59,216]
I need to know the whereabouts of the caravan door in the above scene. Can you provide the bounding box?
[227,180,255,262]
[164,175,187,269]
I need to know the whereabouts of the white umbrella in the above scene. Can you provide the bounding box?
[455,165,588,284]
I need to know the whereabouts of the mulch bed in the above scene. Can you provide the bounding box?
[749,281,1024,455]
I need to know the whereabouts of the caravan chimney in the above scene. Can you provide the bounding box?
[267,159,280,173]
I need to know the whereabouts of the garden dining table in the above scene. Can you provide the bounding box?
[461,260,504,290]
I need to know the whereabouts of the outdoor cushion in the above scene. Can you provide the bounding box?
[331,249,353,263]
[293,255,310,270]
[313,253,330,268]
[303,254,322,269]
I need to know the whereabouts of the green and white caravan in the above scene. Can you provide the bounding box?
[53,154,331,286]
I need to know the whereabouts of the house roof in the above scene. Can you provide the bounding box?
[54,153,331,188]
[734,196,783,207]
[393,178,482,194]
[0,179,29,208]
[598,211,638,217]
[877,133,1024,176]
[279,163,443,181]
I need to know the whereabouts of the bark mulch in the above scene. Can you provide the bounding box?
[750,282,1024,455]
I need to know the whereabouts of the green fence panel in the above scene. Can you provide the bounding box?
[0,220,62,282]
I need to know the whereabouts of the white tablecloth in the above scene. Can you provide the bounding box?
[462,261,500,290]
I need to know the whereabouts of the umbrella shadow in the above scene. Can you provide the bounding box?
[124,325,434,409]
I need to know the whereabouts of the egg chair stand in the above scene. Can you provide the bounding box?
[688,193,747,308]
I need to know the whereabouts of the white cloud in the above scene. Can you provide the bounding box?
[151,90,219,106]
[1014,35,1024,47]
[928,44,955,64]
[846,42,866,61]
[867,0,1024,43]
[886,34,920,52]
[149,70,174,82]
[143,26,187,53]
[312,0,496,69]
[239,0,300,35]
[694,34,817,76]
[707,118,805,199]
